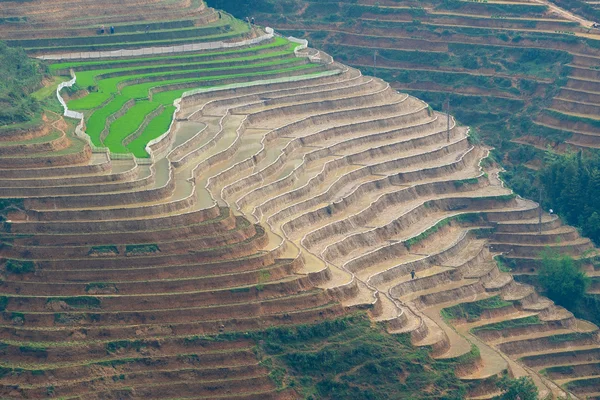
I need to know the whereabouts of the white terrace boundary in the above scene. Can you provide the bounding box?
[38,27,275,61]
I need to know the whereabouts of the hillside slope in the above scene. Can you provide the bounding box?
[1,0,600,399]
[211,0,600,152]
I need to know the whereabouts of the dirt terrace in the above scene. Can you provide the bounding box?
[240,0,600,151]
[174,55,599,398]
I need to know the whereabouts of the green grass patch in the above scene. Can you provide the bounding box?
[31,76,67,100]
[404,213,482,250]
[453,177,479,188]
[0,129,62,147]
[0,116,44,135]
[47,296,101,310]
[204,313,470,399]
[471,316,542,335]
[229,287,252,293]
[541,364,577,378]
[547,332,591,343]
[496,258,512,273]
[441,296,512,322]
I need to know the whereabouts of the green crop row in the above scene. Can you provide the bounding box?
[72,48,297,85]
[104,101,162,154]
[69,57,304,109]
[86,95,130,147]
[471,315,542,334]
[49,37,292,71]
[128,106,176,157]
[441,295,513,322]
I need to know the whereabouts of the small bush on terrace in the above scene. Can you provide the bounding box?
[88,245,119,255]
[472,316,541,335]
[125,244,160,255]
[442,296,512,322]
[492,376,538,400]
[4,259,35,275]
[538,248,589,309]
[47,297,101,310]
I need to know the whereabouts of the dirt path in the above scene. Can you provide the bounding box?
[534,0,596,27]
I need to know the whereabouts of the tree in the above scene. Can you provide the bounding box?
[205,0,272,19]
[583,212,600,245]
[538,248,590,309]
[492,376,538,400]
[0,41,46,125]
[587,168,600,212]
[536,151,600,246]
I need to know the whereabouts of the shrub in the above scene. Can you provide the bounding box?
[538,249,589,309]
[492,376,538,400]
[4,259,35,274]
[0,296,8,312]
[125,244,160,255]
[0,42,46,126]
[88,245,119,255]
[48,297,101,309]
[442,296,512,322]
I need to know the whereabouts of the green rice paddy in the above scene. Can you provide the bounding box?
[57,37,322,157]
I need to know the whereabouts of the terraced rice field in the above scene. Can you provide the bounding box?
[232,0,600,150]
[49,36,327,157]
[2,0,600,398]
